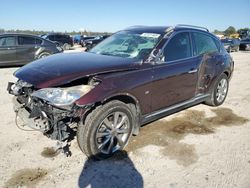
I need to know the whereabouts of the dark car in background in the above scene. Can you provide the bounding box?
[0,33,62,67]
[239,29,250,39]
[221,38,240,52]
[42,33,73,50]
[80,36,95,47]
[240,38,250,51]
[8,25,233,159]
[82,35,110,50]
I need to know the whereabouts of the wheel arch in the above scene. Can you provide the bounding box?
[91,93,142,135]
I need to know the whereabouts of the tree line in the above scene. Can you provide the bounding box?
[0,28,112,36]
[213,26,250,37]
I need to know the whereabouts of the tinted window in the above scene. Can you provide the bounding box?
[163,32,192,62]
[48,35,54,40]
[213,38,222,52]
[36,39,42,44]
[0,37,16,46]
[193,33,218,55]
[18,36,36,45]
[55,35,67,40]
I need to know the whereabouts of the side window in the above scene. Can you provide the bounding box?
[163,32,192,62]
[36,39,43,44]
[55,35,63,40]
[0,37,16,46]
[193,33,218,55]
[18,36,36,45]
[213,38,221,52]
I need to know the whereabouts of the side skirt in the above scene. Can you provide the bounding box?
[141,94,210,126]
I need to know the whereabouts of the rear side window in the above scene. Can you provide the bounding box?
[18,36,43,45]
[55,35,65,40]
[18,36,36,45]
[0,37,16,46]
[192,33,218,55]
[163,32,192,62]
[36,39,43,44]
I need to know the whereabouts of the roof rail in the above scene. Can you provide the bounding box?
[175,24,209,32]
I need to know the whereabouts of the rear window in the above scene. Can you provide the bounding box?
[192,32,218,55]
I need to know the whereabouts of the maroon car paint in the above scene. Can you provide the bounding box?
[14,52,140,88]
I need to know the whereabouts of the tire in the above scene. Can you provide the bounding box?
[205,73,229,106]
[63,43,71,50]
[77,100,135,159]
[37,52,51,59]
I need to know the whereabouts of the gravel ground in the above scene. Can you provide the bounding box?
[0,51,250,188]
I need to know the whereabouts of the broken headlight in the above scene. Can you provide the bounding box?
[31,85,94,106]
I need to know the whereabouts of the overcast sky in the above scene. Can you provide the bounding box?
[1,0,249,32]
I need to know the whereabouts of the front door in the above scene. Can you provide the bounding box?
[151,32,198,112]
[0,36,17,66]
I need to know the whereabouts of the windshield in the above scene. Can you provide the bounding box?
[90,31,161,59]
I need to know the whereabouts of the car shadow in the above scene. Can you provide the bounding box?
[78,151,143,188]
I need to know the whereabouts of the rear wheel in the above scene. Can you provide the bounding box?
[63,43,71,50]
[205,73,229,106]
[77,100,135,159]
[38,52,51,59]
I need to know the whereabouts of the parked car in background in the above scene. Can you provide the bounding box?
[221,38,240,52]
[8,25,234,159]
[72,35,81,44]
[239,38,250,51]
[82,35,110,50]
[239,29,250,39]
[42,33,73,50]
[80,36,95,47]
[0,33,62,67]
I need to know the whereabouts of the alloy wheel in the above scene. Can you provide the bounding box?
[216,78,228,103]
[95,111,130,154]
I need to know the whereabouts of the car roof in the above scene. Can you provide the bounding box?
[124,26,170,34]
[0,33,40,37]
[123,25,211,35]
[45,33,70,36]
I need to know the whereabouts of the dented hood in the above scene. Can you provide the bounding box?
[15,52,140,88]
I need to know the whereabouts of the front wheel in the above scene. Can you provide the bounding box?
[205,73,229,106]
[77,100,135,159]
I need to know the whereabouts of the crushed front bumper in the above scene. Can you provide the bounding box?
[13,97,50,132]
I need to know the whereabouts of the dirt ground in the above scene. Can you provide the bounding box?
[0,51,250,188]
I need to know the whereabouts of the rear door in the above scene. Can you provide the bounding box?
[16,36,42,64]
[151,32,199,112]
[0,36,17,66]
[191,32,221,94]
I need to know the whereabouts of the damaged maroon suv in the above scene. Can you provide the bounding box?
[8,25,234,159]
